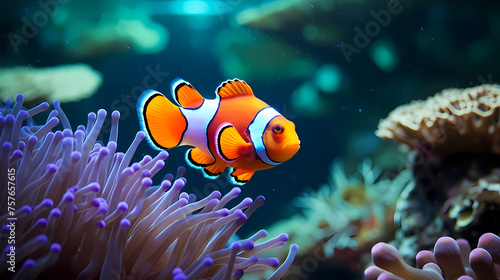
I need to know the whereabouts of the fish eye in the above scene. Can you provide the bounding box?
[272,124,284,135]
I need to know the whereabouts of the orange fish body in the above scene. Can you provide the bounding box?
[137,78,300,185]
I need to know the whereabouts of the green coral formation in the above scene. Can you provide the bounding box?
[213,28,315,80]
[0,64,102,103]
[6,0,168,57]
[258,159,411,277]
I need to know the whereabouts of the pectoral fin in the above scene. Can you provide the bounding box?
[216,123,251,162]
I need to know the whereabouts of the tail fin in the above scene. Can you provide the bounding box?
[137,89,187,150]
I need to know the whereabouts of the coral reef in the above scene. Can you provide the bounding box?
[365,232,500,280]
[0,94,296,279]
[0,64,102,103]
[376,84,500,156]
[434,167,500,247]
[377,84,500,265]
[262,158,411,277]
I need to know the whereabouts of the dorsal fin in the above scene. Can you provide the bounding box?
[216,79,254,99]
[171,78,204,109]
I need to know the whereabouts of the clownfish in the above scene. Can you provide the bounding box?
[137,78,300,185]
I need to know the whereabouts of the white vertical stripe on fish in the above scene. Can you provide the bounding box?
[248,107,282,166]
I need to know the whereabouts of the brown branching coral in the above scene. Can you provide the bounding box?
[376,84,500,156]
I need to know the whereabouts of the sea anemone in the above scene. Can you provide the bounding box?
[0,94,297,279]
[365,232,500,280]
[293,159,410,257]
